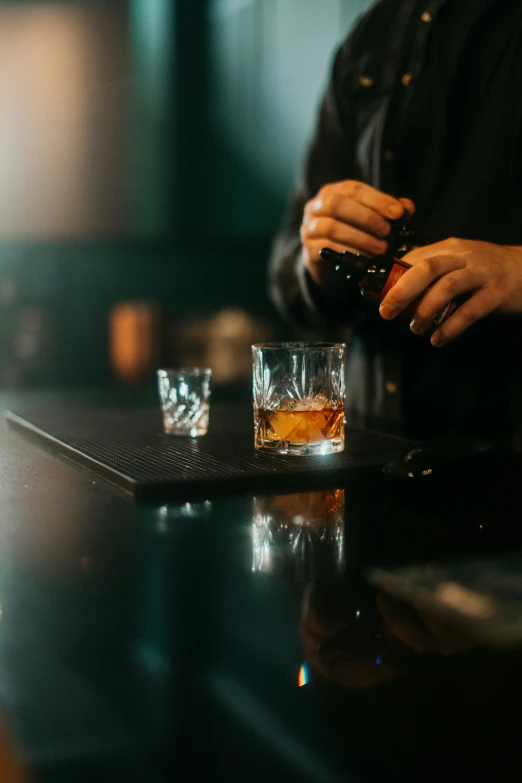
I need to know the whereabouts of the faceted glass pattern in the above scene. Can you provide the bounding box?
[252,490,345,580]
[157,368,211,437]
[252,342,346,455]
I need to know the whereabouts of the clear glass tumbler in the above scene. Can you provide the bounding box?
[157,368,212,437]
[252,342,346,455]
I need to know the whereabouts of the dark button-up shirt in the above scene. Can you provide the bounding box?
[269,0,522,446]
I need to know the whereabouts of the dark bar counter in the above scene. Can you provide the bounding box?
[1,390,522,782]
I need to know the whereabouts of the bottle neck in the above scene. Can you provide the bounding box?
[339,253,368,281]
[319,248,368,281]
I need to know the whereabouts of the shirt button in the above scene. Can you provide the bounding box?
[420,11,432,22]
[401,73,413,86]
[385,381,399,394]
[383,150,394,161]
[359,75,374,88]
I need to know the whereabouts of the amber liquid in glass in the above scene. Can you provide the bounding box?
[256,406,344,445]
[257,489,345,522]
[252,489,345,578]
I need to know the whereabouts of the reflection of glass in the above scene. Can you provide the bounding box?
[158,501,213,520]
[252,342,346,455]
[157,368,212,437]
[252,490,345,581]
[156,501,213,532]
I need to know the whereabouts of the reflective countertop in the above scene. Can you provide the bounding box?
[1,392,522,782]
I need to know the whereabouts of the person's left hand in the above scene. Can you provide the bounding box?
[378,239,522,346]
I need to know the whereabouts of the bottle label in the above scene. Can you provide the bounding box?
[380,259,410,301]
[380,258,457,328]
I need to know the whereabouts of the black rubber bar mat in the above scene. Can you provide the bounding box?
[5,406,412,501]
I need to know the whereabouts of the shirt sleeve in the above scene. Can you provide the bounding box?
[268,38,361,331]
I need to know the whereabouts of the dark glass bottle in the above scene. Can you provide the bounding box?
[320,219,457,328]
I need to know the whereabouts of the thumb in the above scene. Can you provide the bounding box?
[398,197,416,217]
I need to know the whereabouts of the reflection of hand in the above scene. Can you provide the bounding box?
[379,239,522,345]
[301,584,479,691]
[300,584,401,690]
[300,180,415,286]
[377,594,476,656]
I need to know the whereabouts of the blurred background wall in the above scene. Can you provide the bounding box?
[0,0,373,391]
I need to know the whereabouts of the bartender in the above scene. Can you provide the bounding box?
[269,0,522,446]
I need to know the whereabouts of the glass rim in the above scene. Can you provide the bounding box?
[157,367,212,377]
[252,341,346,351]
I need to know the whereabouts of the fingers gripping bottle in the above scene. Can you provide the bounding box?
[320,217,458,329]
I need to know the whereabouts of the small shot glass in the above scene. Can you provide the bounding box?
[157,368,212,437]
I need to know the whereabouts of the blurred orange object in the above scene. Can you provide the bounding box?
[109,300,163,384]
[0,718,27,782]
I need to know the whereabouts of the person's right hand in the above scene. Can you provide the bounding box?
[377,594,477,656]
[300,180,415,286]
